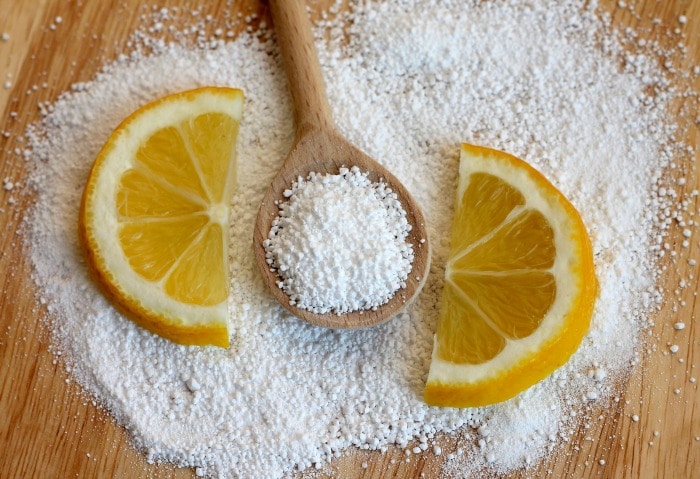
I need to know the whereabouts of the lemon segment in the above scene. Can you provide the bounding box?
[79,87,244,348]
[425,143,597,407]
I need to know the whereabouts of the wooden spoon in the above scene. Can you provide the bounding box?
[253,0,431,328]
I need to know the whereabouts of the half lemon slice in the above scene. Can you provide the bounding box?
[425,144,597,407]
[79,87,244,347]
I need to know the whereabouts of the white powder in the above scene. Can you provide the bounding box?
[264,166,413,314]
[18,0,697,478]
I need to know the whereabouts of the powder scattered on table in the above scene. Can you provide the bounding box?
[17,0,698,478]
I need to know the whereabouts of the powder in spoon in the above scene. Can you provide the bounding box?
[264,166,414,314]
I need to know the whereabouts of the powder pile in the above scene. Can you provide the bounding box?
[264,166,414,314]
[18,0,697,478]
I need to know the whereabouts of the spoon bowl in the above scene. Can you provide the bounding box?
[253,0,431,328]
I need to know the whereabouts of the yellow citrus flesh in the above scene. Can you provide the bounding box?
[79,87,244,348]
[424,144,597,407]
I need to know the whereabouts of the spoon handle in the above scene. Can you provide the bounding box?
[269,0,334,134]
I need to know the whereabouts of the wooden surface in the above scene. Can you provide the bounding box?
[1,1,698,478]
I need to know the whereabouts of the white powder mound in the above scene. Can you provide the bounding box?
[265,166,414,314]
[21,0,695,478]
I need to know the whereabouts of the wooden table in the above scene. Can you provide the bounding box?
[1,1,698,477]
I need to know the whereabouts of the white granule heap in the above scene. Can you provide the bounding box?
[18,0,696,478]
[264,166,413,314]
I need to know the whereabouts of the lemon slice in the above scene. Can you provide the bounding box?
[424,144,597,407]
[79,87,244,348]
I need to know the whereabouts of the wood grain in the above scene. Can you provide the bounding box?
[1,1,699,478]
[268,0,335,132]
